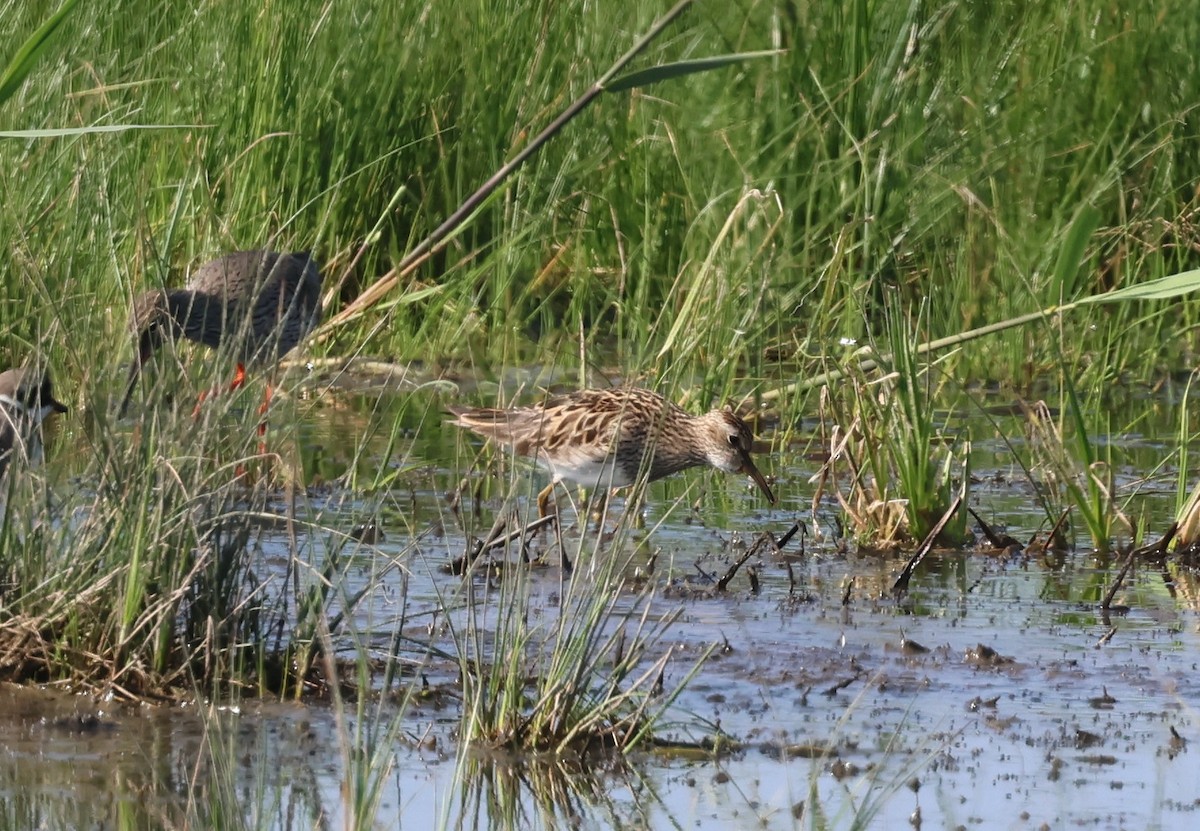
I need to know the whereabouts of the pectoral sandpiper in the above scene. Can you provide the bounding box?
[0,368,68,480]
[449,387,776,516]
[119,250,323,418]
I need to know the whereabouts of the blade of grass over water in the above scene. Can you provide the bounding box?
[763,265,1200,405]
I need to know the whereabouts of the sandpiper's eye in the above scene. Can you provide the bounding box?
[727,433,740,448]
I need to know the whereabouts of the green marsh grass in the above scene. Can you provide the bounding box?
[1044,375,1132,551]
[879,300,970,545]
[4,5,1200,831]
[6,0,1200,392]
[3,2,1200,822]
[0,386,269,693]
[813,301,970,547]
[451,505,705,753]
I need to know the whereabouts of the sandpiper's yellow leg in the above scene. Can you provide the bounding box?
[536,482,556,518]
[589,488,614,525]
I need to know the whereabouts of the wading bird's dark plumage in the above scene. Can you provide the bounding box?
[120,250,323,415]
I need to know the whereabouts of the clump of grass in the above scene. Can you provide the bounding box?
[450,504,709,754]
[1020,388,1132,552]
[812,300,970,548]
[0,362,375,697]
[1173,371,1200,556]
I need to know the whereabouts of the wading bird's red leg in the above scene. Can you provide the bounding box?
[256,382,274,454]
[192,363,249,420]
[191,388,210,419]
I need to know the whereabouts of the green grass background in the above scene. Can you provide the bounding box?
[1,0,1199,742]
[2,0,1197,418]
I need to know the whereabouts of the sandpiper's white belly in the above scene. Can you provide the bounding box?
[538,451,635,489]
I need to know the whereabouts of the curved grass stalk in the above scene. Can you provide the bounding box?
[317,0,779,340]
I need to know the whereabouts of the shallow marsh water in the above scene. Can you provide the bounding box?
[4,372,1200,830]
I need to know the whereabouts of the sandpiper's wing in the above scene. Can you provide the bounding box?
[447,404,550,457]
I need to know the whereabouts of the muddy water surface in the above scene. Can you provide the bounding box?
[3,374,1199,830]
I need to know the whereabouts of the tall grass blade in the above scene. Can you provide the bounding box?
[0,124,200,138]
[1050,204,1101,296]
[1075,269,1200,305]
[604,51,783,93]
[0,0,79,107]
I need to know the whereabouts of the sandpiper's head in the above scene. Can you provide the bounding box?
[701,408,775,503]
[120,290,175,417]
[0,368,69,424]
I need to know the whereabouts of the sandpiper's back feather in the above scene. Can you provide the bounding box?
[448,387,775,510]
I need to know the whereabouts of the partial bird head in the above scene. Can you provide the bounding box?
[699,407,776,503]
[0,368,69,423]
[120,289,176,417]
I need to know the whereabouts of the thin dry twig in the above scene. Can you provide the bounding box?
[1100,524,1176,611]
[892,494,964,597]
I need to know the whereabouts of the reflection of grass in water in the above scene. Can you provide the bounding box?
[798,671,952,831]
[448,750,653,831]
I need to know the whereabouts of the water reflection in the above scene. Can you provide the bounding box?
[0,688,334,830]
[450,751,653,830]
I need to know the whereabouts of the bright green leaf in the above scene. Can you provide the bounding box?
[0,0,80,107]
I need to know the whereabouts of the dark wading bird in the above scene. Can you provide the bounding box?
[119,250,323,419]
[0,368,69,481]
[448,387,776,517]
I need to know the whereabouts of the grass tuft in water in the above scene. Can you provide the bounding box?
[812,299,970,548]
[451,502,708,755]
[0,363,358,697]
